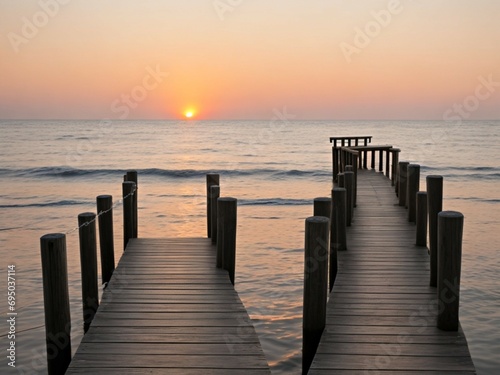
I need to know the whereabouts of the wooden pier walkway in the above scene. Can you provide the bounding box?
[308,169,476,374]
[66,237,270,374]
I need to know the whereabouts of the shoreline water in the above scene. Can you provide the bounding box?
[1,120,499,374]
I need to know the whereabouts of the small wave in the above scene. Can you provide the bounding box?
[422,166,500,172]
[0,200,90,208]
[443,173,500,181]
[0,167,330,179]
[239,198,311,206]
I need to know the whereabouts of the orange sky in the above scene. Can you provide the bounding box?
[0,0,499,120]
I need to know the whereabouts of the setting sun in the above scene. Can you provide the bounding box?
[184,109,196,119]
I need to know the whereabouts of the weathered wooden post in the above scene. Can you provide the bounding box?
[378,149,383,172]
[314,197,331,219]
[206,173,220,238]
[337,173,345,188]
[330,187,346,291]
[302,216,329,375]
[385,150,390,177]
[216,197,237,285]
[122,181,135,250]
[427,175,443,287]
[332,146,339,182]
[78,212,99,333]
[210,185,220,244]
[416,192,428,247]
[398,162,409,207]
[371,149,375,169]
[437,211,464,331]
[126,170,138,238]
[352,153,358,207]
[390,148,400,187]
[344,171,354,226]
[407,164,420,222]
[97,195,115,285]
[40,234,71,375]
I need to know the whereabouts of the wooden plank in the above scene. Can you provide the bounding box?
[66,237,270,373]
[309,170,476,373]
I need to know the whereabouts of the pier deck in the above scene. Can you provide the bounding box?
[308,169,476,374]
[66,237,270,374]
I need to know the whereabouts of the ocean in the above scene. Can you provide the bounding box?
[0,119,499,374]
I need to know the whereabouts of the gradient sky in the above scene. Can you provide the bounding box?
[1,0,499,120]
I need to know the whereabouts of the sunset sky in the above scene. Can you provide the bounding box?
[1,0,499,120]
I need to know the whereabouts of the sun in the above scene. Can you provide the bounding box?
[184,109,196,119]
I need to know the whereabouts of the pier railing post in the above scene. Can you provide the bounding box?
[78,212,99,333]
[427,175,443,287]
[126,170,138,238]
[97,195,115,284]
[390,148,400,186]
[344,171,354,226]
[330,187,346,291]
[398,162,409,207]
[437,211,464,331]
[314,197,331,219]
[352,153,359,207]
[332,147,339,182]
[210,185,220,244]
[206,173,220,238]
[303,216,329,375]
[216,197,237,285]
[407,164,420,222]
[122,181,135,250]
[337,173,345,188]
[40,234,72,375]
[416,192,428,247]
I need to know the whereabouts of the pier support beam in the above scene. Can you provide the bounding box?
[97,195,115,284]
[416,192,428,247]
[206,174,220,238]
[40,234,72,375]
[437,211,463,331]
[126,170,138,238]
[303,216,329,375]
[216,197,237,285]
[330,187,347,291]
[407,164,420,222]
[427,175,443,287]
[122,181,136,250]
[78,212,99,333]
[210,185,220,244]
[398,162,409,207]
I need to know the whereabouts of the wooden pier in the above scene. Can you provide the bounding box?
[65,237,270,374]
[307,169,475,374]
[303,136,476,374]
[40,175,270,375]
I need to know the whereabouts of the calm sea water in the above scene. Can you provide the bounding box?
[0,120,499,374]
